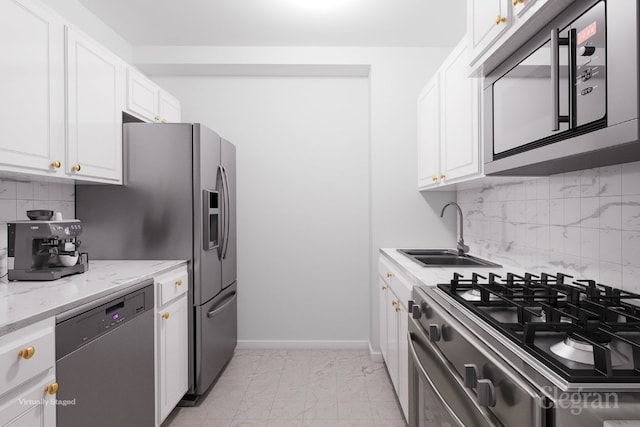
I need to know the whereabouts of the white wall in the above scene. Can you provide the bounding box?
[154,75,371,344]
[145,46,458,350]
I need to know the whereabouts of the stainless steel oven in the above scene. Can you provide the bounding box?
[484,0,640,176]
[407,290,548,427]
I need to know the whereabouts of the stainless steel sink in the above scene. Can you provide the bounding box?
[398,249,501,268]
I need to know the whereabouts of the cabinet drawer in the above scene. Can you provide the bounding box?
[0,368,56,426]
[156,267,188,306]
[0,318,55,398]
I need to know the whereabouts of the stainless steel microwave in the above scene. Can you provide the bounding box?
[484,0,640,176]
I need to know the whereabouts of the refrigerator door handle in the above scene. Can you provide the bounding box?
[221,166,231,259]
[206,291,237,318]
[216,165,225,260]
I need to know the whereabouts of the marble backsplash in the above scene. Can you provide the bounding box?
[457,160,640,292]
[0,179,75,277]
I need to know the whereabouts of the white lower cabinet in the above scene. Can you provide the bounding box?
[0,318,56,427]
[155,265,189,426]
[378,257,409,421]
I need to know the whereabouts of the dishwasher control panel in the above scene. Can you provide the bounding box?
[55,283,153,359]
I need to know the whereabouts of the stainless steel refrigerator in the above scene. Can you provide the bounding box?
[75,123,237,401]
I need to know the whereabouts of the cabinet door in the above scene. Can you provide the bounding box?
[417,76,440,189]
[0,371,56,426]
[440,40,481,182]
[397,303,409,422]
[468,0,510,64]
[158,295,189,423]
[158,91,181,123]
[386,289,399,392]
[0,0,65,175]
[379,278,389,362]
[126,67,159,122]
[66,27,123,183]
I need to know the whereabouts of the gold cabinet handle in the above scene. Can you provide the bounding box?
[381,285,387,291]
[440,174,446,180]
[154,115,160,122]
[175,279,183,286]
[71,164,81,172]
[44,382,59,395]
[161,119,167,124]
[495,15,507,25]
[432,176,438,182]
[162,312,170,319]
[18,346,35,359]
[512,0,523,5]
[395,306,402,313]
[386,272,393,278]
[391,300,398,306]
[50,160,61,169]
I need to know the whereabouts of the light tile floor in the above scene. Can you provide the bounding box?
[163,349,407,427]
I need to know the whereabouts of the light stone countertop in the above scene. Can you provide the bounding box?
[0,259,187,336]
[380,247,529,294]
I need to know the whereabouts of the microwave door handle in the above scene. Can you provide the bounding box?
[568,28,578,129]
[551,28,570,131]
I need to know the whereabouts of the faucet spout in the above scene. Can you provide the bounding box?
[440,202,470,256]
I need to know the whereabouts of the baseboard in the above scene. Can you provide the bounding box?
[368,342,383,362]
[236,340,370,350]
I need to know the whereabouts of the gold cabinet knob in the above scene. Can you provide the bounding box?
[495,15,507,25]
[386,272,393,278]
[512,0,523,5]
[162,312,170,319]
[381,285,387,291]
[44,382,59,395]
[395,306,401,313]
[71,164,81,172]
[161,119,168,124]
[154,115,160,122]
[440,174,446,180]
[175,279,182,286]
[392,300,398,306]
[50,160,61,169]
[432,176,438,182]
[18,346,35,359]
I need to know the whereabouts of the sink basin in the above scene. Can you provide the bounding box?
[397,249,501,268]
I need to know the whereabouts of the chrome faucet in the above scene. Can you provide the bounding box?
[440,202,470,256]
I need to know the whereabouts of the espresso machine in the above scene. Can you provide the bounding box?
[7,219,89,281]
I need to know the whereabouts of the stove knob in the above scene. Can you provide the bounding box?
[477,379,496,407]
[411,303,422,319]
[428,324,441,342]
[464,364,478,388]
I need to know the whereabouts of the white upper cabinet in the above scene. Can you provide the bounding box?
[127,67,159,122]
[468,0,575,75]
[126,67,181,124]
[468,0,511,66]
[0,0,180,183]
[417,38,482,191]
[439,41,480,182]
[416,76,440,188]
[0,0,65,175]
[158,91,181,123]
[66,26,124,183]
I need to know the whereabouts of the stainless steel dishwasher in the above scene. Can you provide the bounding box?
[55,281,155,427]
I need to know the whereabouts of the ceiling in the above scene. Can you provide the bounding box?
[76,0,466,47]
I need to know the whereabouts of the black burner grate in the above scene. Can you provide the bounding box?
[438,272,640,382]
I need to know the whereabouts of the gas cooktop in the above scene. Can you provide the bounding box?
[436,272,640,383]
